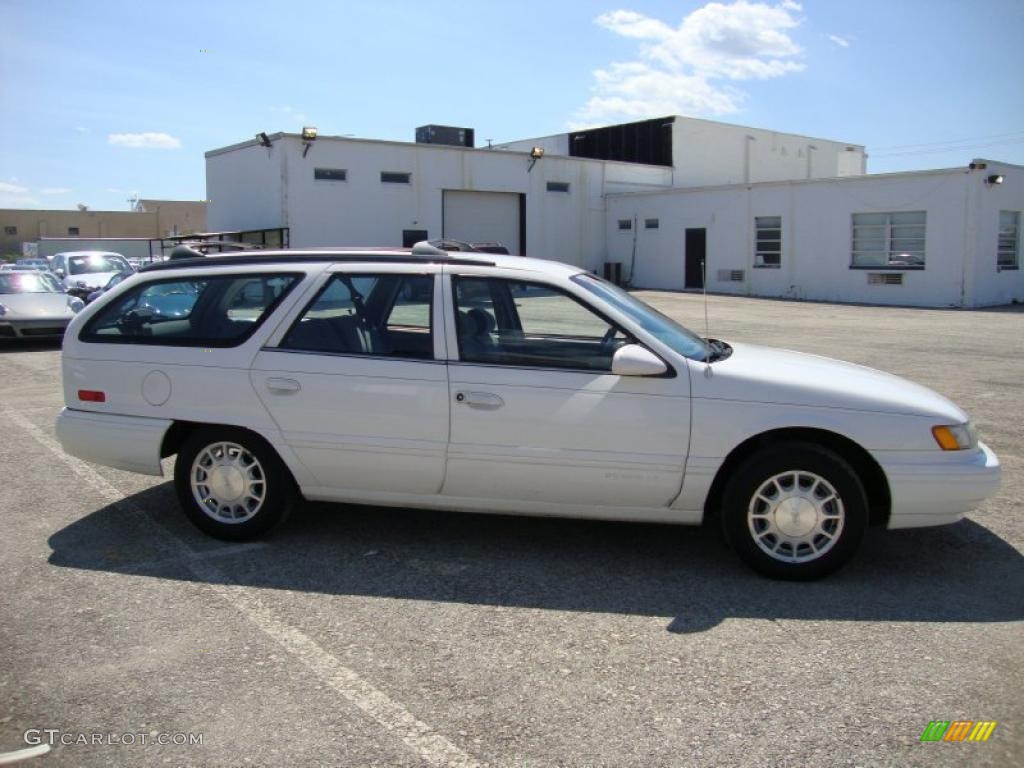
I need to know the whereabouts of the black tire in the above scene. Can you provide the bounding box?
[721,441,868,580]
[174,426,294,541]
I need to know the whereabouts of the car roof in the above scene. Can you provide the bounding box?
[139,247,585,279]
[55,251,126,257]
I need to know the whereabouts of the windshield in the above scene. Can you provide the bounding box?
[571,273,710,360]
[68,254,129,275]
[0,272,63,294]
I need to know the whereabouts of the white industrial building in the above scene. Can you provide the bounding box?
[206,116,1023,307]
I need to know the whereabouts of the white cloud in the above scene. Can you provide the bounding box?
[0,181,40,207]
[73,126,88,133]
[576,2,805,125]
[828,34,850,48]
[108,132,182,149]
[39,187,72,195]
[279,106,308,124]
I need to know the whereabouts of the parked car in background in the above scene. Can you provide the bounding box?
[14,258,51,271]
[0,269,84,340]
[50,251,133,299]
[54,244,1000,580]
[86,272,132,304]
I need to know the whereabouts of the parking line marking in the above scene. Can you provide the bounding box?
[4,408,481,768]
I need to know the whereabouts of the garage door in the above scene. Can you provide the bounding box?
[443,190,520,254]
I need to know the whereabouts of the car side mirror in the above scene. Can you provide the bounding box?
[54,268,65,278]
[611,344,668,376]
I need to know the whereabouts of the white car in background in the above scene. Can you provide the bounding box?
[50,251,133,295]
[0,269,84,339]
[54,245,1001,579]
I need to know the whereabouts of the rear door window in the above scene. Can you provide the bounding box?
[279,273,434,359]
[80,273,300,347]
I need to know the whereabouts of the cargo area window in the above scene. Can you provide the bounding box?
[280,273,434,360]
[80,273,300,347]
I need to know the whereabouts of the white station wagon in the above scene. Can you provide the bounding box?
[56,244,1001,579]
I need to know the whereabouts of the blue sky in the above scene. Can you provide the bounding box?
[2,0,1022,211]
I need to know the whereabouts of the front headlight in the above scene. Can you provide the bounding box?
[932,422,978,451]
[67,296,85,313]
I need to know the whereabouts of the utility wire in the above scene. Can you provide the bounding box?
[871,137,1024,159]
[871,129,1024,152]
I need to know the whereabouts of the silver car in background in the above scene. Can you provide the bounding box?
[0,270,84,340]
[50,251,133,295]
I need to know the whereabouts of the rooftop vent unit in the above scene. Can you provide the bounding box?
[415,124,475,148]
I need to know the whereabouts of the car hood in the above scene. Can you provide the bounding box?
[695,341,967,422]
[68,271,121,288]
[0,292,72,318]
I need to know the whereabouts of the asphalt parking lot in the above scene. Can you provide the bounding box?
[1,292,1021,767]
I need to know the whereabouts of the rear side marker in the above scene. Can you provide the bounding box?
[78,390,106,403]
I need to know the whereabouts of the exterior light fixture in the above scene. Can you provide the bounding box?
[301,126,318,158]
[986,174,1005,185]
[256,132,272,147]
[528,146,544,172]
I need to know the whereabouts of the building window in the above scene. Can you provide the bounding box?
[617,219,632,230]
[314,168,347,181]
[67,227,80,236]
[380,172,411,184]
[851,211,926,268]
[755,216,782,267]
[546,181,570,193]
[998,210,1019,270]
[3,226,15,236]
[644,218,659,229]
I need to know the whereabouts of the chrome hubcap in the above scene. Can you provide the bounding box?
[747,471,844,563]
[190,442,266,523]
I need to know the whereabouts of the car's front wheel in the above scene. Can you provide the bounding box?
[721,442,868,580]
[174,427,294,541]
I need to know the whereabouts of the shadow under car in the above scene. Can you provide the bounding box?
[47,482,1024,634]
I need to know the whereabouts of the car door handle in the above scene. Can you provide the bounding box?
[455,391,504,410]
[266,377,301,393]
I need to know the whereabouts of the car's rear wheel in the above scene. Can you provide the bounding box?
[174,427,293,541]
[721,442,868,580]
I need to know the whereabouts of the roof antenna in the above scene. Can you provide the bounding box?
[703,258,713,377]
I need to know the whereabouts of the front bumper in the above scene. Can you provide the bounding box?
[874,441,1001,528]
[0,317,70,339]
[56,407,172,476]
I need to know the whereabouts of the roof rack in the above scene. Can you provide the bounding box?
[139,247,495,273]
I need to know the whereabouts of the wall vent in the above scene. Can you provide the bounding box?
[867,272,903,285]
[718,269,745,282]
